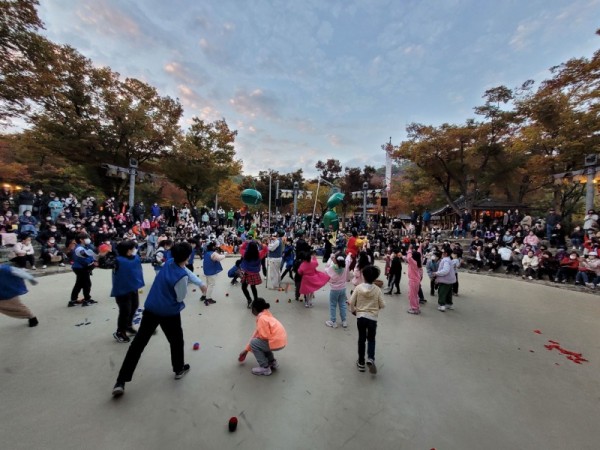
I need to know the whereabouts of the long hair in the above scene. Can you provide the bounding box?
[244,240,259,261]
[357,251,370,270]
[412,250,422,268]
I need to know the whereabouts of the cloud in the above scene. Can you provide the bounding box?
[229,89,280,120]
[75,0,142,41]
[510,20,541,50]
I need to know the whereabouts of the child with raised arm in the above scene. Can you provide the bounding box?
[349,265,385,374]
[324,252,349,328]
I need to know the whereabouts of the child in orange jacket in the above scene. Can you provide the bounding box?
[238,298,287,376]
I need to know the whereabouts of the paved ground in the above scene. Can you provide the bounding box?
[1,258,599,450]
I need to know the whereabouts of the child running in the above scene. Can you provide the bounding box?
[110,240,145,343]
[238,298,287,376]
[111,242,207,397]
[324,252,349,328]
[0,264,39,327]
[298,250,330,308]
[349,265,385,374]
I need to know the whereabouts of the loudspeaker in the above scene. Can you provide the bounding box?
[381,197,388,207]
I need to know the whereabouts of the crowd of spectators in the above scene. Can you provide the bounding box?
[0,184,597,289]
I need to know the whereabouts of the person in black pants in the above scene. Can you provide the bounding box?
[112,242,207,397]
[69,233,97,307]
[385,249,402,294]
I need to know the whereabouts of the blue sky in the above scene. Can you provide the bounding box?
[38,0,599,177]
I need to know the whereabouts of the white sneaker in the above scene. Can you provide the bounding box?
[437,305,446,312]
[586,282,595,289]
[528,276,533,280]
[59,263,65,267]
[31,266,36,270]
[341,320,348,328]
[304,301,310,308]
[325,320,338,328]
[42,265,47,269]
[251,366,272,376]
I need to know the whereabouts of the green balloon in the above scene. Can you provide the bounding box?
[323,210,339,231]
[241,188,262,205]
[327,192,345,209]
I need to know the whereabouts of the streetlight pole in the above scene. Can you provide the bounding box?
[362,181,368,225]
[293,181,299,222]
[128,158,138,212]
[268,172,272,232]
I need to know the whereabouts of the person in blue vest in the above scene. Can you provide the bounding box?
[201,241,225,306]
[111,240,145,343]
[0,264,39,327]
[266,232,283,289]
[185,238,200,273]
[68,232,97,307]
[112,242,207,397]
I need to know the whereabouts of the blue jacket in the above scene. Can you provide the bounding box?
[111,255,145,297]
[72,244,95,270]
[0,265,27,300]
[144,260,187,316]
[203,251,223,276]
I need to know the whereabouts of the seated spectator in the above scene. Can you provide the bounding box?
[506,248,523,276]
[486,247,502,272]
[498,245,513,271]
[36,224,63,245]
[574,252,599,286]
[555,251,579,283]
[18,209,38,238]
[468,246,485,272]
[40,237,66,269]
[502,231,515,246]
[523,230,540,250]
[521,249,539,280]
[537,250,558,280]
[11,235,36,269]
[3,210,18,232]
[570,226,584,251]
[550,223,567,248]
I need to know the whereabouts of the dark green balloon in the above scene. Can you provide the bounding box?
[323,210,339,231]
[327,192,344,209]
[241,188,262,205]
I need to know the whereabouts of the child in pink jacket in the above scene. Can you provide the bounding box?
[298,251,330,308]
[239,298,288,376]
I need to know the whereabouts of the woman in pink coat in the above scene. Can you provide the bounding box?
[298,251,330,308]
[405,246,423,315]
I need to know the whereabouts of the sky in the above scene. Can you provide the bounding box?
[37,0,600,177]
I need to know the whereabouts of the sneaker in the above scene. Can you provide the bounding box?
[325,320,338,328]
[200,295,206,301]
[112,382,125,397]
[384,290,393,295]
[341,320,348,328]
[42,265,47,269]
[28,317,39,327]
[59,263,65,267]
[585,282,595,288]
[113,331,130,343]
[437,305,446,312]
[366,358,378,374]
[204,299,210,306]
[356,360,366,372]
[304,301,310,308]
[174,364,191,380]
[528,276,533,280]
[31,266,36,270]
[207,298,216,304]
[269,359,279,370]
[126,327,137,335]
[407,308,421,315]
[251,366,272,376]
[446,304,454,310]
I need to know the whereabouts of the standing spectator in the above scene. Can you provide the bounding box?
[461,209,472,238]
[165,205,178,227]
[48,196,63,223]
[151,203,161,219]
[16,185,35,216]
[583,209,599,235]
[422,209,431,232]
[545,208,561,242]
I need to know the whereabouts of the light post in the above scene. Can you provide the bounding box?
[362,181,368,224]
[293,181,299,222]
[128,158,138,212]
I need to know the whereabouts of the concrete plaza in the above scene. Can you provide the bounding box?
[1,258,599,450]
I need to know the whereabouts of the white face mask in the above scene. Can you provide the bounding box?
[131,248,138,256]
[84,238,91,245]
[570,255,576,260]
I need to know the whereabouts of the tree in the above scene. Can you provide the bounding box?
[315,159,342,183]
[0,0,53,125]
[164,117,241,206]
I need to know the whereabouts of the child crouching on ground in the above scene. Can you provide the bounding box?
[239,298,287,376]
[349,265,385,374]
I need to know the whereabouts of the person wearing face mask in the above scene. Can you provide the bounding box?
[48,197,63,223]
[40,237,66,269]
[111,240,145,343]
[68,233,97,307]
[426,251,441,297]
[18,210,38,238]
[555,251,580,284]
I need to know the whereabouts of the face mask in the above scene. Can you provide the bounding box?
[432,256,438,261]
[84,238,91,245]
[131,248,138,256]
[570,255,576,260]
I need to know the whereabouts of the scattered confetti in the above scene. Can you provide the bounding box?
[543,340,588,364]
[533,330,542,334]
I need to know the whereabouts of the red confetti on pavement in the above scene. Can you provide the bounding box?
[543,339,588,365]
[533,329,542,334]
